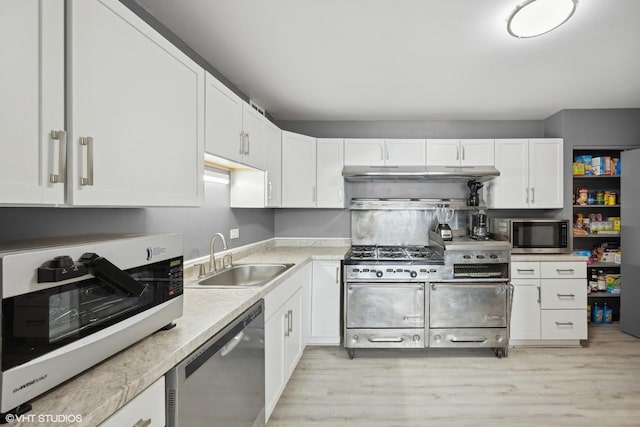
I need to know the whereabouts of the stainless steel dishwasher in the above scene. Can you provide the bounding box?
[166,300,265,427]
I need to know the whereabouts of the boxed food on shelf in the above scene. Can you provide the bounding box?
[574,155,593,175]
[606,274,621,294]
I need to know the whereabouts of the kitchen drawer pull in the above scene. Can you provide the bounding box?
[537,285,541,303]
[133,419,152,427]
[403,315,423,321]
[486,315,505,321]
[268,180,273,200]
[239,131,244,155]
[531,187,535,204]
[79,136,94,186]
[516,268,535,273]
[245,132,251,155]
[49,130,67,184]
[555,268,575,273]
[335,266,339,284]
[450,336,487,343]
[461,145,465,160]
[288,309,293,334]
[555,321,574,327]
[368,337,404,343]
[557,293,576,298]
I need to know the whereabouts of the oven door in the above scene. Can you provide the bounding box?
[429,282,508,328]
[346,283,425,328]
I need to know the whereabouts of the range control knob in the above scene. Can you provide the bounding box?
[376,270,383,278]
[410,270,417,278]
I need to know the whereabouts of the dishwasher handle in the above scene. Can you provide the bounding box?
[220,331,244,357]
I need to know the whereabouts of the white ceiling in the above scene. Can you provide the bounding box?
[135,0,640,121]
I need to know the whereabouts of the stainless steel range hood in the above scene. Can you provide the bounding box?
[342,165,500,182]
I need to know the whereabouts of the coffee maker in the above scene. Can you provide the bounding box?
[470,211,489,240]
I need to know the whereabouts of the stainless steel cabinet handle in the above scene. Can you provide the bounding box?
[268,181,273,200]
[557,293,576,298]
[49,130,67,183]
[368,337,403,343]
[403,315,423,321]
[556,268,575,273]
[284,311,289,337]
[486,315,505,321]
[456,145,460,161]
[239,131,244,155]
[79,136,94,186]
[288,309,293,334]
[245,132,250,155]
[555,321,574,326]
[537,285,541,303]
[461,145,465,161]
[516,268,535,273]
[531,187,535,204]
[335,266,339,284]
[133,419,152,427]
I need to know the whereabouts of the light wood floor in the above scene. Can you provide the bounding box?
[268,325,640,427]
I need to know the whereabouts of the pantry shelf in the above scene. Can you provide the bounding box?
[573,204,620,209]
[588,292,620,298]
[589,262,620,268]
[573,234,620,238]
[573,175,620,179]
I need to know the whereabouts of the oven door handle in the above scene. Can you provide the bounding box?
[449,336,488,343]
[367,337,404,343]
[79,253,147,297]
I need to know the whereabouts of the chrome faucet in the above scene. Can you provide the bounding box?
[210,233,232,272]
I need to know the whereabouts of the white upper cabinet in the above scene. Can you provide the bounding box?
[316,139,345,208]
[265,121,282,207]
[241,104,267,170]
[344,139,426,166]
[205,72,244,164]
[426,139,494,166]
[281,131,317,207]
[204,72,267,170]
[67,0,204,206]
[488,138,563,209]
[0,0,65,205]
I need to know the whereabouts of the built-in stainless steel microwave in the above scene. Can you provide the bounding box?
[490,218,570,254]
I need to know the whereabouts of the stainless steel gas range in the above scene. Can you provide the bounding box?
[343,199,513,359]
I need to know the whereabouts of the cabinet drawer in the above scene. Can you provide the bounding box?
[511,262,540,279]
[540,262,586,279]
[540,279,587,309]
[100,377,165,427]
[541,310,587,340]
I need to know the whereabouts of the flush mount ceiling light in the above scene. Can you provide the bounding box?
[507,0,577,38]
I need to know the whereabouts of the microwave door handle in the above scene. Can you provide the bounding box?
[79,253,147,297]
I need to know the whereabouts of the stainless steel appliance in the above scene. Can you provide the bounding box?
[434,204,454,241]
[344,245,444,357]
[166,300,265,427]
[491,218,570,254]
[470,212,489,240]
[0,234,183,418]
[428,232,512,358]
[344,199,512,359]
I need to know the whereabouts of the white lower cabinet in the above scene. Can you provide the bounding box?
[309,261,341,345]
[510,260,587,345]
[264,263,311,421]
[99,377,165,427]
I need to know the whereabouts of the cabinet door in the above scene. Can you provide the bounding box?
[99,377,165,427]
[316,139,345,208]
[265,308,286,421]
[205,72,243,164]
[343,139,385,166]
[385,139,426,166]
[528,138,563,208]
[310,261,341,345]
[284,288,303,381]
[0,0,65,205]
[265,121,282,207]
[426,139,460,166]
[281,131,316,207]
[540,279,587,309]
[510,280,541,340]
[488,139,529,208]
[460,139,494,166]
[67,0,204,206]
[242,104,267,170]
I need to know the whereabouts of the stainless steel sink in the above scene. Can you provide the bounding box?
[198,263,294,287]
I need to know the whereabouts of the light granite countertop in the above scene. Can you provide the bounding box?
[15,243,349,427]
[510,254,589,262]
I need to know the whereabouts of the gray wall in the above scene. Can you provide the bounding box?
[274,119,547,237]
[0,182,274,260]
